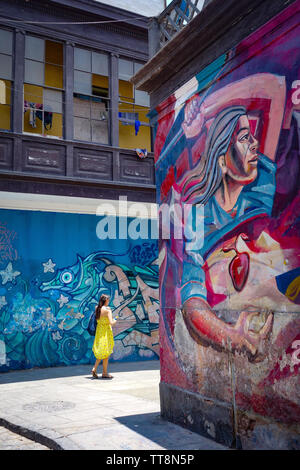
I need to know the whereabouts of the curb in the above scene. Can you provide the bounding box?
[0,415,80,450]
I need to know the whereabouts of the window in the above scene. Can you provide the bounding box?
[23,36,64,138]
[0,28,13,131]
[73,47,109,144]
[118,58,151,151]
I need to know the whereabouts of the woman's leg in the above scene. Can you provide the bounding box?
[102,357,109,375]
[92,358,101,373]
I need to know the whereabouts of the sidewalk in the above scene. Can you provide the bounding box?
[0,360,228,450]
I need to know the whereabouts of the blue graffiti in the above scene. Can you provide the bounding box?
[0,245,159,371]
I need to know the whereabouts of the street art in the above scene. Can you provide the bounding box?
[0,210,159,371]
[0,222,18,264]
[155,4,300,433]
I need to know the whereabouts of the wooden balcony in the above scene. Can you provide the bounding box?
[0,132,156,203]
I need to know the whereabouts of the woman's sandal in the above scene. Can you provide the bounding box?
[102,374,113,379]
[91,370,98,379]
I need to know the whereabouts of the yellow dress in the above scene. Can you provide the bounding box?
[92,315,114,360]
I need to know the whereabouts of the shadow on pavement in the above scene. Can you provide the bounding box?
[114,412,223,450]
[115,412,180,450]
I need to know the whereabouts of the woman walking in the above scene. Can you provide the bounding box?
[91,294,117,379]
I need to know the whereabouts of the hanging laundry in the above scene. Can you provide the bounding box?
[36,107,43,127]
[35,104,53,131]
[28,102,37,128]
[135,119,141,136]
[44,112,53,130]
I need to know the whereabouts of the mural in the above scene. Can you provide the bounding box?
[155,4,300,442]
[0,210,159,371]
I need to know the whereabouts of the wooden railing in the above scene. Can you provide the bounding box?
[159,0,203,45]
[148,0,204,56]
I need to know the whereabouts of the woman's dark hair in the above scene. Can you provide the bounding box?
[182,105,247,205]
[95,294,110,320]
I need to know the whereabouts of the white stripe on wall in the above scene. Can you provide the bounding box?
[0,191,158,219]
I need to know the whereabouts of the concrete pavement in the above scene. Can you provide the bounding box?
[0,425,50,450]
[0,360,228,450]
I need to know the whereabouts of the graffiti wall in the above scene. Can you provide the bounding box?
[155,3,300,449]
[0,208,159,371]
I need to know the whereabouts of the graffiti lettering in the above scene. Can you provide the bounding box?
[291,80,300,105]
[291,340,300,367]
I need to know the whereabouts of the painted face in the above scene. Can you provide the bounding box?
[224,115,259,184]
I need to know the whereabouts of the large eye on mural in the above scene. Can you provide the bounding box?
[60,271,73,284]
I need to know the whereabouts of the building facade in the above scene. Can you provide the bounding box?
[0,0,155,200]
[133,0,300,450]
[0,0,159,372]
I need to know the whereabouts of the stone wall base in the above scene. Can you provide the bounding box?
[159,382,300,450]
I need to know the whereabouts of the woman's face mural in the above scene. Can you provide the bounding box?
[223,115,259,185]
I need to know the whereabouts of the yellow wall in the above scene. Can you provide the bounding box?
[47,113,62,138]
[119,80,134,101]
[0,80,11,130]
[45,40,63,66]
[119,121,151,151]
[118,79,150,150]
[45,63,63,89]
[45,40,63,89]
[92,74,109,93]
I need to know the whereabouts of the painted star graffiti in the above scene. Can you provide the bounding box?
[0,262,21,285]
[42,259,56,273]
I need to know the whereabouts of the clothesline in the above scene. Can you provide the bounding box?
[0,16,150,25]
[0,82,150,113]
[23,102,144,135]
